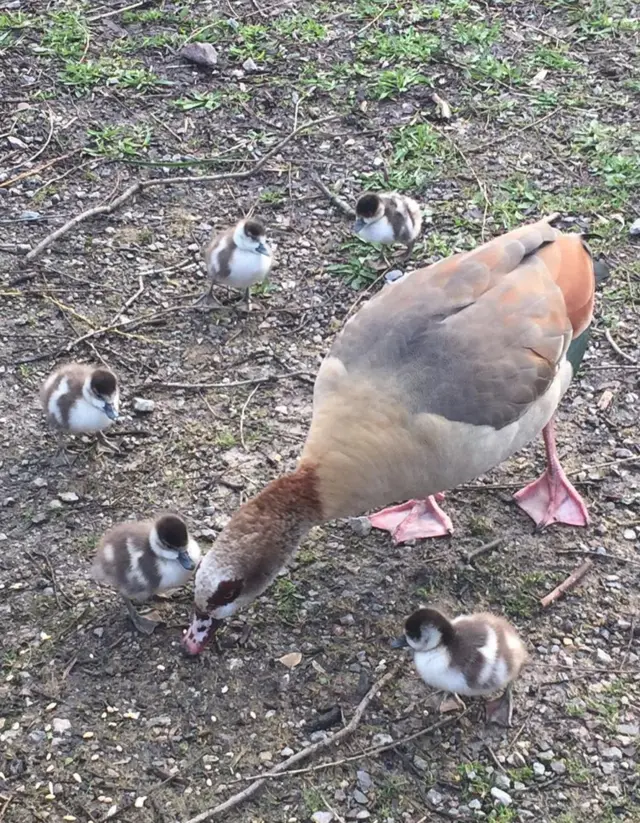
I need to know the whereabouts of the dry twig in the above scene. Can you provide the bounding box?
[25,116,338,263]
[311,174,356,218]
[465,537,505,563]
[151,371,315,391]
[181,667,398,823]
[540,559,594,608]
[605,328,637,364]
[239,384,261,451]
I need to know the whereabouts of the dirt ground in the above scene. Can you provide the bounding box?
[1,1,639,822]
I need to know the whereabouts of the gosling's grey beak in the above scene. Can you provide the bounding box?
[104,403,118,421]
[178,551,196,570]
[391,634,409,649]
[354,217,365,233]
[256,242,269,256]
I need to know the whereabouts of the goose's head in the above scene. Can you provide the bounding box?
[182,467,321,655]
[150,514,195,570]
[85,368,119,421]
[354,192,383,234]
[234,218,271,256]
[391,607,453,653]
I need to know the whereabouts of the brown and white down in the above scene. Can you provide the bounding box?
[93,514,201,634]
[183,217,602,654]
[392,607,528,726]
[354,191,423,259]
[196,218,273,309]
[41,362,119,433]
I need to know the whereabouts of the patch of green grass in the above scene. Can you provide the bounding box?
[327,238,379,290]
[530,44,583,72]
[372,66,430,100]
[215,430,237,449]
[0,9,37,48]
[565,756,591,785]
[174,91,223,112]
[463,51,522,86]
[571,120,640,205]
[229,23,272,62]
[568,1,640,39]
[259,189,286,205]
[457,762,491,799]
[452,20,501,46]
[359,28,441,63]
[273,578,303,623]
[502,571,547,619]
[508,765,534,783]
[40,10,88,59]
[362,122,447,191]
[113,32,182,52]
[273,14,327,43]
[487,808,517,823]
[84,125,152,159]
[58,57,162,93]
[122,8,170,24]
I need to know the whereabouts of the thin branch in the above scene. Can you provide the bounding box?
[87,1,145,21]
[240,384,261,451]
[605,328,637,364]
[311,174,356,218]
[540,559,594,608]
[181,667,399,823]
[109,275,144,327]
[25,116,338,263]
[464,537,505,563]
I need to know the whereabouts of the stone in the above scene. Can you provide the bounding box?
[278,652,302,669]
[353,790,368,805]
[52,718,71,733]
[357,770,373,792]
[623,529,637,541]
[532,762,546,777]
[348,517,372,537]
[602,746,623,760]
[242,57,258,72]
[426,789,443,806]
[602,762,615,775]
[280,746,294,757]
[372,733,393,747]
[538,749,554,762]
[494,774,511,790]
[629,217,640,237]
[29,730,46,744]
[413,755,428,771]
[311,813,333,823]
[551,761,566,775]
[596,648,613,665]
[491,787,512,806]
[180,42,218,67]
[617,723,639,736]
[259,751,273,762]
[59,491,79,503]
[133,397,155,414]
[468,799,482,810]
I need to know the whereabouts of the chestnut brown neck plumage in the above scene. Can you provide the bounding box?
[214,463,324,581]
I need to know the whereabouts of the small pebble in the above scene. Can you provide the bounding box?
[311,813,333,823]
[495,774,511,790]
[629,217,640,237]
[617,723,639,736]
[623,529,637,541]
[133,397,155,414]
[468,799,482,810]
[426,789,443,806]
[532,762,546,777]
[596,648,613,665]
[357,770,373,792]
[52,719,71,734]
[491,787,512,806]
[551,761,566,775]
[602,746,623,760]
[372,733,393,747]
[59,491,79,503]
[348,517,372,537]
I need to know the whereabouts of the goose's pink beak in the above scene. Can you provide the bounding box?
[182,614,222,656]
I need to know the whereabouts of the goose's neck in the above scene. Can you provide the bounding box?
[236,463,324,564]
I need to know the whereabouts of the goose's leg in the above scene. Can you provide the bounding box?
[439,692,466,714]
[194,282,224,309]
[369,493,453,543]
[485,683,514,727]
[123,597,161,635]
[514,417,589,530]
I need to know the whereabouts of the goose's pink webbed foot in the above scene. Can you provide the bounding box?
[514,417,589,531]
[368,493,453,543]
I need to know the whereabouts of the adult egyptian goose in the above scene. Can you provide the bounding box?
[93,514,201,634]
[354,192,423,259]
[391,607,527,726]
[195,218,273,310]
[183,217,599,653]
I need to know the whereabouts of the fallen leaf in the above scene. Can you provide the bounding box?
[278,652,302,669]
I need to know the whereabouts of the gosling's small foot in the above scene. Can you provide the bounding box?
[97,431,120,454]
[124,599,162,635]
[485,687,514,727]
[439,693,466,714]
[194,289,224,311]
[369,493,453,543]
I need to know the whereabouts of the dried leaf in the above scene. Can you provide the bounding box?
[430,92,452,120]
[278,652,302,669]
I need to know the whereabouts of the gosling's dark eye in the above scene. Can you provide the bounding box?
[222,591,235,603]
